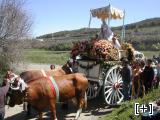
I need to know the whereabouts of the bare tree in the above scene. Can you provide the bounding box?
[0,0,32,70]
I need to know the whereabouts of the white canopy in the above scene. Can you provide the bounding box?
[91,5,124,20]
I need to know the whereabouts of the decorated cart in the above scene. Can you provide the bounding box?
[71,41,133,105]
[70,4,141,105]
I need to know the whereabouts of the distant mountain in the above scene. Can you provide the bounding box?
[124,17,160,29]
[36,17,160,51]
[37,17,160,38]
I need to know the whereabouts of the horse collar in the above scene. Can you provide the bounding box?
[48,76,59,102]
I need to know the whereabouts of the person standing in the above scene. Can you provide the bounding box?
[121,59,132,101]
[139,60,146,97]
[142,59,154,93]
[157,63,160,86]
[112,34,121,49]
[99,20,113,40]
[132,61,142,99]
[50,64,55,70]
[0,79,9,120]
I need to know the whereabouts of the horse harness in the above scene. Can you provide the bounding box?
[41,69,60,102]
[7,71,59,103]
[7,73,28,92]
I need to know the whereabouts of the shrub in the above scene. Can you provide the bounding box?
[48,43,73,51]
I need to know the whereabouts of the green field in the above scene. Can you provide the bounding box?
[23,49,70,65]
[142,51,160,58]
[23,49,160,65]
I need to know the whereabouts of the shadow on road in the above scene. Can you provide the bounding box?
[5,96,114,120]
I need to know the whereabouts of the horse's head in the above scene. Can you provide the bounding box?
[8,78,28,107]
[62,59,74,74]
[8,88,25,107]
[4,70,27,107]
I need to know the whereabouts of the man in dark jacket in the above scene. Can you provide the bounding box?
[0,79,9,120]
[143,59,154,93]
[121,59,132,101]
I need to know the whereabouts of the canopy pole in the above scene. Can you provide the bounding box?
[87,11,92,40]
[88,11,92,28]
[121,10,125,42]
[108,4,111,27]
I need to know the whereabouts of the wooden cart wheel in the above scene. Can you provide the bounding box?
[86,80,102,100]
[103,65,123,105]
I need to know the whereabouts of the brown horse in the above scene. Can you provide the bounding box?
[8,73,88,120]
[19,61,74,81]
[5,61,74,115]
[4,61,73,82]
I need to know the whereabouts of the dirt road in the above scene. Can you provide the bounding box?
[5,98,113,120]
[4,63,113,120]
[16,63,56,71]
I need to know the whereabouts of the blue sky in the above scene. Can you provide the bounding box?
[26,0,160,37]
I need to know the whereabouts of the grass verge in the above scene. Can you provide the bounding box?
[24,49,160,64]
[142,51,160,58]
[102,87,160,120]
[23,49,70,65]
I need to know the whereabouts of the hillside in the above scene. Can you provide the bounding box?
[35,18,160,51]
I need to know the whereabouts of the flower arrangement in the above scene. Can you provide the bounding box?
[121,42,135,61]
[70,41,90,59]
[71,39,119,61]
[121,42,134,51]
[91,39,119,60]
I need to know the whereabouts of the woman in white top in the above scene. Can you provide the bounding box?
[112,35,121,49]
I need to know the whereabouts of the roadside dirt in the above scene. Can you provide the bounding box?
[15,63,54,71]
[5,97,113,120]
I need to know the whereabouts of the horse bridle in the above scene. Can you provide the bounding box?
[5,72,27,92]
[62,62,74,74]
